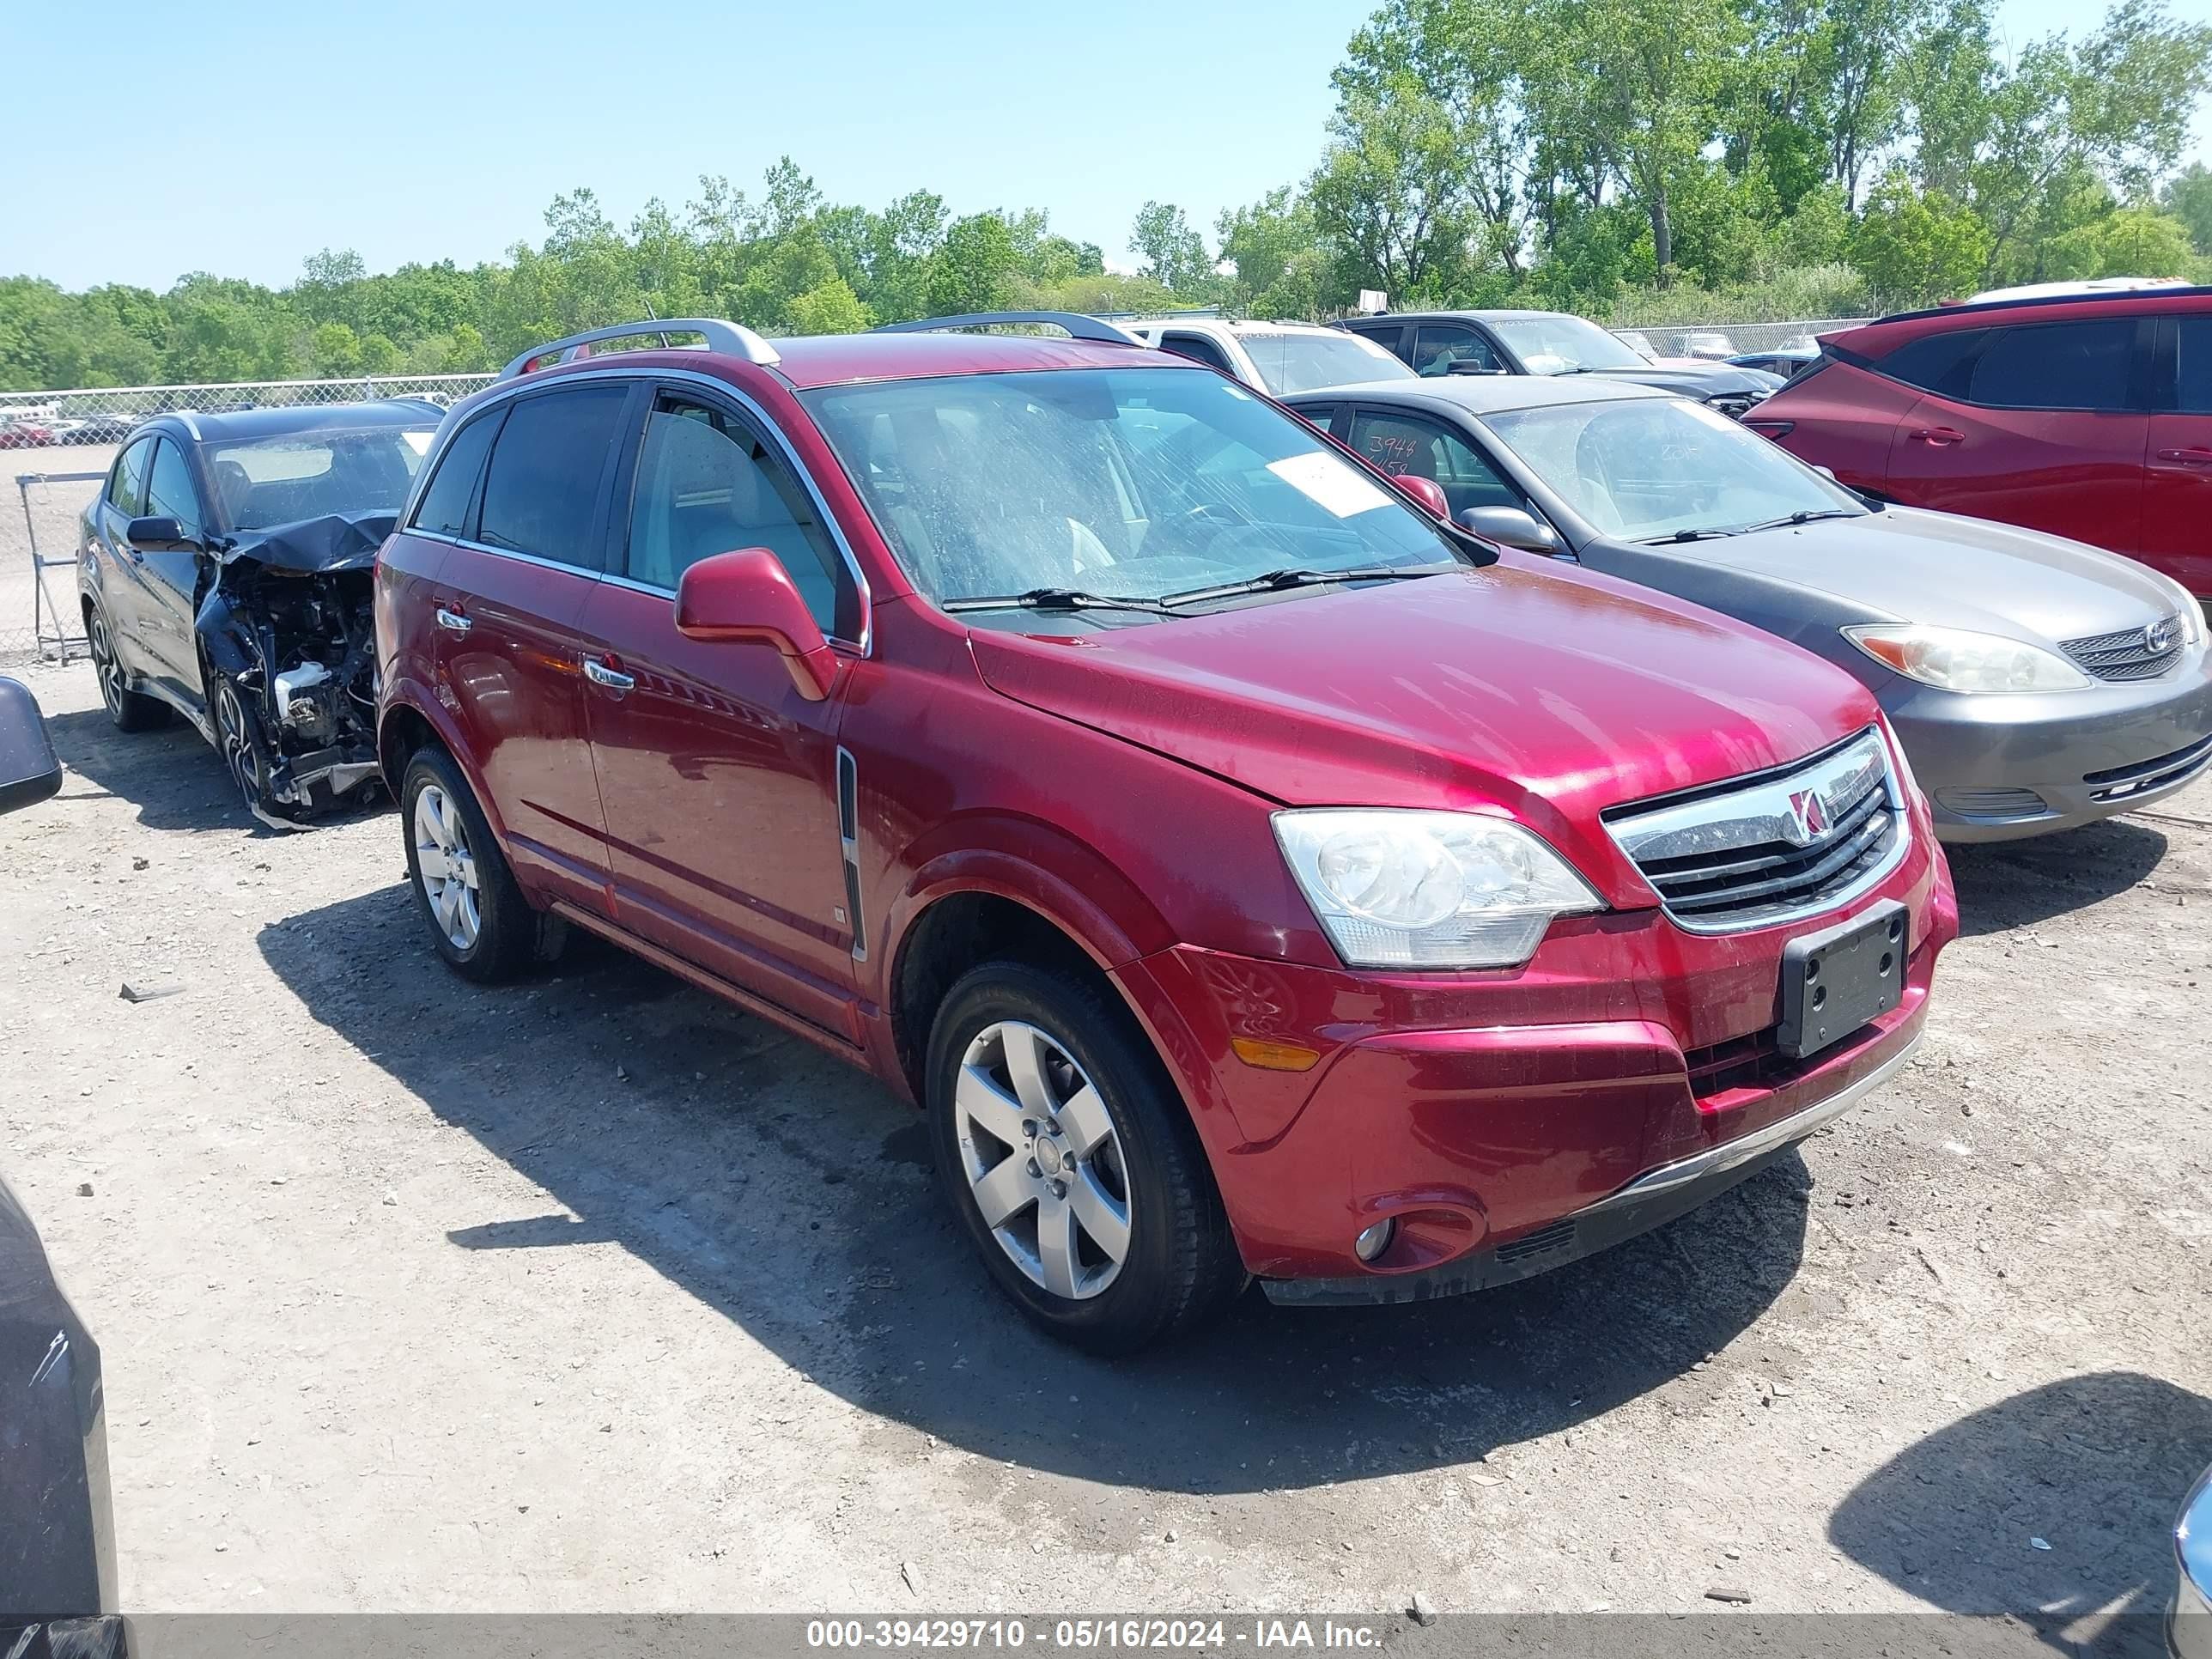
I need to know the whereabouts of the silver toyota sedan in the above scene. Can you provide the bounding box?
[1284,375,2212,842]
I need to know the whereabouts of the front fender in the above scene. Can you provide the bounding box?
[878,812,1179,985]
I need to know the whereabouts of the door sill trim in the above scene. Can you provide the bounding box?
[547,900,866,1061]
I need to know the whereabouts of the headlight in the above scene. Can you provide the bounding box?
[1843,624,2093,693]
[1273,809,1601,969]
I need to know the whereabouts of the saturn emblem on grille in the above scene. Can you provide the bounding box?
[1786,788,1828,844]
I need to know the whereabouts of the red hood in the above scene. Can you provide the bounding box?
[968,559,1883,897]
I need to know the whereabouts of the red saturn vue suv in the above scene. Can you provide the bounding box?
[1747,285,2212,601]
[373,312,1957,1352]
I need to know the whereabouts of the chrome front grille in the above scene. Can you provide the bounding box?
[2060,614,2185,682]
[1603,729,1908,933]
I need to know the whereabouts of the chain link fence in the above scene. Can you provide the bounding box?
[1,374,493,665]
[1610,318,1869,359]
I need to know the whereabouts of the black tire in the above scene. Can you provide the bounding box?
[926,961,1245,1355]
[210,672,299,823]
[85,606,167,732]
[399,745,545,983]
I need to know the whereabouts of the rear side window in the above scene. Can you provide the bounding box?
[2173,317,2212,414]
[412,410,501,538]
[1968,320,2136,411]
[107,438,152,515]
[1874,328,1988,398]
[1413,325,1501,377]
[1159,332,1236,374]
[624,394,854,638]
[477,385,631,569]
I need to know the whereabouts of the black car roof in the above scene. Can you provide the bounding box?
[148,399,442,445]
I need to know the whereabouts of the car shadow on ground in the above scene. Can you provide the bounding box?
[42,686,385,837]
[1944,817,2169,939]
[260,881,1816,1496]
[1830,1371,2208,1650]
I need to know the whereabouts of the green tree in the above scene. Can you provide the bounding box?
[1310,82,1486,302]
[2161,162,2212,253]
[1129,202,1216,297]
[1850,171,1993,301]
[924,213,1020,315]
[785,277,871,335]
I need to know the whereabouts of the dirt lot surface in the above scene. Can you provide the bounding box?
[3,656,2208,1626]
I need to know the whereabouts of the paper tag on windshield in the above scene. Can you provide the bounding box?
[1267,451,1393,519]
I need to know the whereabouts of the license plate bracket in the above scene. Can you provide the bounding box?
[1778,901,1908,1060]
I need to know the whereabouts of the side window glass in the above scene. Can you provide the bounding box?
[411,410,501,538]
[1160,333,1236,374]
[477,384,632,569]
[2173,318,2212,415]
[625,395,852,639]
[144,440,204,538]
[1875,328,1986,398]
[1968,320,2136,411]
[108,439,152,516]
[1349,323,1408,362]
[1413,325,1499,377]
[1349,411,1520,514]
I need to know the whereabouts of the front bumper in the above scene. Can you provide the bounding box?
[1115,841,1955,1288]
[1267,1027,1918,1304]
[1885,655,2212,842]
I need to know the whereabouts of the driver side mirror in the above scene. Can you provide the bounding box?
[1457,504,1562,554]
[1392,474,1451,520]
[125,515,201,553]
[674,548,839,702]
[0,678,62,816]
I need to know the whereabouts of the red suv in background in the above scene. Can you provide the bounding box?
[1748,287,2212,599]
[374,313,1956,1352]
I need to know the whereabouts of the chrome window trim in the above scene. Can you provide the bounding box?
[1604,728,1912,936]
[401,364,873,656]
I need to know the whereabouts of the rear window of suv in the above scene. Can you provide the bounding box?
[1967,319,2136,410]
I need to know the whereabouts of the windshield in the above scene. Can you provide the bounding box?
[1489,315,1648,375]
[800,368,1457,607]
[1237,331,1413,395]
[1484,397,1864,542]
[210,426,437,531]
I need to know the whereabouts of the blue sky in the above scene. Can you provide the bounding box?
[0,0,2204,292]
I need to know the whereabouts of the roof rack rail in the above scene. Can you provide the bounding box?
[498,319,780,381]
[872,311,1142,346]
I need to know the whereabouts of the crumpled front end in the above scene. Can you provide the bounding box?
[196,514,389,827]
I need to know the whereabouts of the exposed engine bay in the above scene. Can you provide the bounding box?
[193,512,391,828]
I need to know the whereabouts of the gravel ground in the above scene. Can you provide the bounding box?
[2,655,2208,1627]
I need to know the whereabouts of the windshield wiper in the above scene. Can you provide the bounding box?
[1160,564,1453,608]
[1733,507,1865,533]
[942,587,1176,616]
[1639,526,1741,544]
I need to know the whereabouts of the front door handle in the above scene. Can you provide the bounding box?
[1908,426,1966,447]
[2155,447,2212,465]
[582,656,635,695]
[434,606,472,636]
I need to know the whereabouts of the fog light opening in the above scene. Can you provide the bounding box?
[1354,1218,1396,1264]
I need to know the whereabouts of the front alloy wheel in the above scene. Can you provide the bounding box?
[213,677,265,811]
[955,1020,1133,1300]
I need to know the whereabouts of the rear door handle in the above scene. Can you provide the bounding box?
[2155,447,2212,465]
[582,656,635,695]
[1908,426,1966,447]
[434,606,472,636]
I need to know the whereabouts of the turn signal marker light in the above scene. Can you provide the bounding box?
[1230,1037,1322,1073]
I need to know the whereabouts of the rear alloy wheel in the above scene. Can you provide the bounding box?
[86,610,165,732]
[399,745,546,983]
[927,962,1244,1354]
